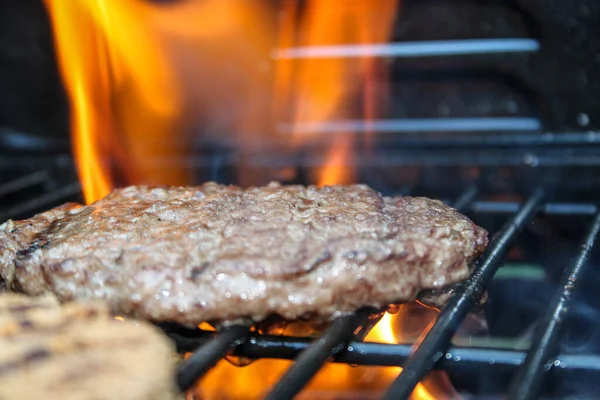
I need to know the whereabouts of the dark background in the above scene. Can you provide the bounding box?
[1,0,600,154]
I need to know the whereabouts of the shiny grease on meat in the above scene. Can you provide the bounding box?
[0,182,488,326]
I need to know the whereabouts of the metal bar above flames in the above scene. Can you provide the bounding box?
[169,330,600,375]
[176,325,250,392]
[279,117,542,134]
[273,38,540,59]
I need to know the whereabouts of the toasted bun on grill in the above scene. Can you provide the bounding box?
[0,293,179,400]
[0,182,488,326]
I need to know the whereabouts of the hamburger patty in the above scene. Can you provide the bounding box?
[0,182,488,326]
[0,293,178,400]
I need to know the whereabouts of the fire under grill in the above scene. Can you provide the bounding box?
[1,160,600,399]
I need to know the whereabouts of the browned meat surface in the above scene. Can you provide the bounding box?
[0,293,178,400]
[0,182,487,326]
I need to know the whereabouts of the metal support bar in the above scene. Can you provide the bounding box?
[0,182,81,222]
[471,201,597,216]
[280,117,542,134]
[0,170,48,198]
[176,325,250,392]
[382,189,544,400]
[452,185,479,212]
[507,211,600,400]
[274,38,540,59]
[169,332,600,376]
[265,309,373,400]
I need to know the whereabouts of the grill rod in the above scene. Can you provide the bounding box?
[176,324,250,392]
[0,182,81,222]
[265,308,374,400]
[0,169,48,198]
[274,38,540,59]
[171,330,600,375]
[451,185,478,213]
[382,189,544,400]
[507,210,600,400]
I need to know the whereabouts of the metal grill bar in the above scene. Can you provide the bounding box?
[279,131,600,147]
[451,185,478,212]
[176,325,250,392]
[251,338,600,375]
[0,182,81,222]
[382,189,544,400]
[265,308,373,400]
[507,210,600,400]
[471,201,597,216]
[377,131,600,148]
[274,38,540,59]
[280,117,542,134]
[0,170,48,197]
[170,332,600,375]
[192,148,600,169]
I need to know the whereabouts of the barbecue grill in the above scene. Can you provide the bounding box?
[2,0,600,398]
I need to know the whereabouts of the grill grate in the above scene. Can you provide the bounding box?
[1,169,599,399]
[168,324,600,375]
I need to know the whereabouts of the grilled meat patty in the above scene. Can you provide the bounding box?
[0,293,178,400]
[0,182,487,326]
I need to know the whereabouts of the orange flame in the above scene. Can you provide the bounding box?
[45,0,398,201]
[317,134,354,186]
[191,310,451,400]
[273,1,397,187]
[44,0,275,203]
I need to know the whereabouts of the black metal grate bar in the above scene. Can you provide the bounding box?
[176,324,250,392]
[471,201,597,216]
[372,131,600,148]
[381,189,544,400]
[451,185,478,212]
[265,308,374,400]
[169,331,600,376]
[0,182,81,222]
[0,170,48,198]
[507,210,600,400]
[239,336,600,375]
